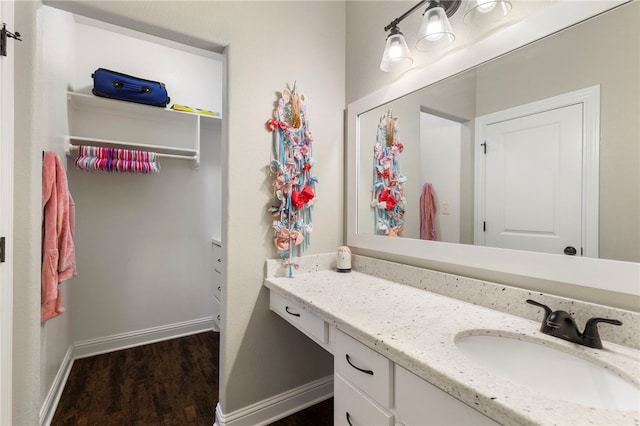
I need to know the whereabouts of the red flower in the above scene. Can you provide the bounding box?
[378,188,397,211]
[376,169,390,179]
[385,195,397,210]
[266,119,290,132]
[267,119,278,132]
[291,185,315,208]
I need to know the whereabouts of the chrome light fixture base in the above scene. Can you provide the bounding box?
[437,0,462,18]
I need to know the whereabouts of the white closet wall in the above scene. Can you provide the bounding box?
[38,7,77,419]
[67,17,222,349]
[73,18,221,112]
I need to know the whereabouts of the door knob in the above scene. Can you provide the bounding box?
[563,246,577,255]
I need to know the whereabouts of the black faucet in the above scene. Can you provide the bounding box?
[526,299,622,349]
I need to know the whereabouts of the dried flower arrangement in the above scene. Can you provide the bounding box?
[266,83,317,276]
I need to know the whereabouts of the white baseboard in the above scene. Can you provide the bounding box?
[74,317,215,359]
[40,346,74,426]
[215,375,333,426]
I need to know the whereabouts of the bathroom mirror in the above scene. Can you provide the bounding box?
[347,0,639,296]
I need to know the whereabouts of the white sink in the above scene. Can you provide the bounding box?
[455,333,640,411]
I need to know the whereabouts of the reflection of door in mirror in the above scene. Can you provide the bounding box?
[481,104,582,255]
[474,86,599,257]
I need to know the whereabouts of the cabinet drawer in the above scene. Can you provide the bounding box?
[270,292,327,344]
[212,296,221,329]
[212,243,222,273]
[213,270,222,299]
[334,373,393,426]
[334,329,392,408]
[394,365,499,426]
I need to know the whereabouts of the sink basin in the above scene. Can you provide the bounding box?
[455,333,640,411]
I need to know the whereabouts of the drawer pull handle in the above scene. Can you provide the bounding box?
[217,314,221,320]
[285,306,301,317]
[346,354,374,375]
[217,286,221,291]
[346,412,353,426]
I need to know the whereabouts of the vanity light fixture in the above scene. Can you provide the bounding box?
[380,0,512,72]
[415,1,458,52]
[379,24,414,72]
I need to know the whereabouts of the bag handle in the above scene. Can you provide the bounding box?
[112,81,152,93]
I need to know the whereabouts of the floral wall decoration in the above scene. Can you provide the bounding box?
[267,82,317,276]
[372,109,406,237]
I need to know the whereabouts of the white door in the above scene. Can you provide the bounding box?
[482,103,583,255]
[0,0,15,423]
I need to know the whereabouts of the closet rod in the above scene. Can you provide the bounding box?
[66,144,197,160]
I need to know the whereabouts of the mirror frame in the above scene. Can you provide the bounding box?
[346,0,639,297]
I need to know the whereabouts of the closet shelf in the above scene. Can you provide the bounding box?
[66,91,222,167]
[67,91,221,122]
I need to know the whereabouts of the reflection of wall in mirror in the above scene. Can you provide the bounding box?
[356,2,639,262]
[419,112,474,244]
[473,3,638,262]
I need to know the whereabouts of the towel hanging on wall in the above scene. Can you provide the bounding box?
[42,151,77,321]
[74,145,161,174]
[420,182,438,241]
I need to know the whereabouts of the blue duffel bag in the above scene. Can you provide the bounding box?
[92,68,170,107]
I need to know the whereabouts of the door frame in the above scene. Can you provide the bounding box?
[0,0,15,423]
[474,85,600,258]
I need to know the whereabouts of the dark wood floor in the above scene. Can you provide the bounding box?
[52,331,332,425]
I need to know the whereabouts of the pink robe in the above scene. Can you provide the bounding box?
[420,183,437,241]
[42,152,77,321]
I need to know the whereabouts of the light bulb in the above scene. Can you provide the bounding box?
[380,28,413,72]
[426,15,444,41]
[388,40,403,60]
[415,5,455,52]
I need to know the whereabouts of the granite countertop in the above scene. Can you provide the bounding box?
[264,269,640,426]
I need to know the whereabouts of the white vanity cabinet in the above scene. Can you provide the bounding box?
[394,365,499,426]
[333,329,393,425]
[332,331,497,426]
[269,292,329,348]
[212,240,223,330]
[268,289,498,426]
[334,374,393,426]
